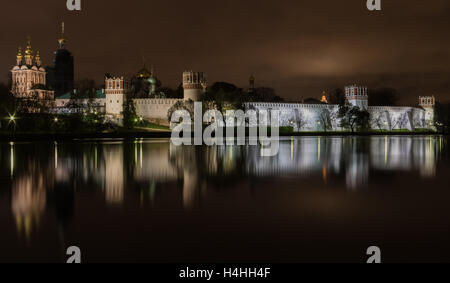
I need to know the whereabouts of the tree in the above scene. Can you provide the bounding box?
[0,83,17,130]
[339,105,370,133]
[318,108,332,132]
[372,112,388,131]
[167,100,196,124]
[435,102,450,134]
[203,82,245,112]
[122,90,137,129]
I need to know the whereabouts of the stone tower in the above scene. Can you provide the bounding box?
[345,85,368,110]
[105,76,128,117]
[183,71,207,101]
[419,96,435,129]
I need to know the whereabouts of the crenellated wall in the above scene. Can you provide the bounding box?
[245,102,434,132]
[133,98,182,125]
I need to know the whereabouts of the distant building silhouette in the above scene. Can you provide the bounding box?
[46,23,74,96]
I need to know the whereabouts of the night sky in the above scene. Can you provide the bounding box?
[1,0,450,104]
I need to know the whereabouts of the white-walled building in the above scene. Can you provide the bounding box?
[11,38,54,101]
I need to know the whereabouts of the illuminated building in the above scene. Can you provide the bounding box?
[11,38,54,101]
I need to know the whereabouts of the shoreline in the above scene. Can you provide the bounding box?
[0,130,444,142]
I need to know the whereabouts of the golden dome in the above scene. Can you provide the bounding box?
[25,38,33,56]
[35,51,41,64]
[321,91,328,103]
[17,46,23,60]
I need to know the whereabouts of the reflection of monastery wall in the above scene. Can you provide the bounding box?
[247,136,440,188]
[103,145,124,205]
[133,142,179,182]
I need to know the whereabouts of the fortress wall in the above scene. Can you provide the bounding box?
[246,103,431,132]
[245,102,340,131]
[368,106,426,131]
[134,98,181,125]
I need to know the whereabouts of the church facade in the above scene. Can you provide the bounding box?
[11,38,54,102]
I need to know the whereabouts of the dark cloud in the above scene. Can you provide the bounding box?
[1,0,450,104]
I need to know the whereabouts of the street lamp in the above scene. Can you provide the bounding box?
[8,115,16,124]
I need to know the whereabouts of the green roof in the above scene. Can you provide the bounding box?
[56,90,106,100]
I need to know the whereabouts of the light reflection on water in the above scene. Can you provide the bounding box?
[0,136,448,262]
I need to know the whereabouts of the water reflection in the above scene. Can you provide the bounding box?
[1,136,445,244]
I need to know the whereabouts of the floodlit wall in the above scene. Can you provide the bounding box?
[133,98,182,125]
[245,102,433,132]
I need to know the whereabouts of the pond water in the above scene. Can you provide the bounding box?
[0,136,449,262]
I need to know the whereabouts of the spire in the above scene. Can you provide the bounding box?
[249,74,255,92]
[25,36,33,56]
[16,46,23,65]
[35,50,41,67]
[58,22,67,49]
[24,37,34,65]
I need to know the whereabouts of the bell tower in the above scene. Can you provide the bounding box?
[419,96,436,129]
[105,76,128,117]
[345,85,368,110]
[183,71,207,101]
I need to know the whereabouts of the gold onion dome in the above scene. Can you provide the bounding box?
[17,46,23,60]
[25,38,33,56]
[321,91,328,103]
